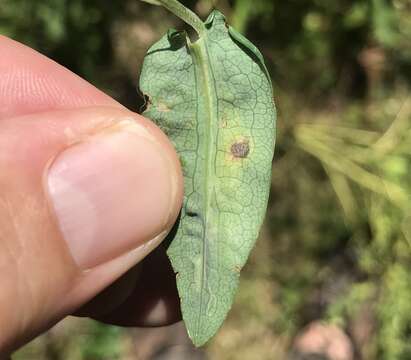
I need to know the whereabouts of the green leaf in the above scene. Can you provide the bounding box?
[139,7,276,346]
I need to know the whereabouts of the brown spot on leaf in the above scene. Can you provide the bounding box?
[231,140,250,158]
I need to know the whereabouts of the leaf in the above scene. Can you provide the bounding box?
[139,9,276,346]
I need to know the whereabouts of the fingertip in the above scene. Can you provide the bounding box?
[47,116,183,269]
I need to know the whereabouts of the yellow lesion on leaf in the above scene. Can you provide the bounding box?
[219,111,241,129]
[157,102,171,112]
[219,115,228,128]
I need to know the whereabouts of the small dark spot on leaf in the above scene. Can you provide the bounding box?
[186,211,197,218]
[231,140,250,158]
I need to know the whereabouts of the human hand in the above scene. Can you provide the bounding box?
[0,35,184,355]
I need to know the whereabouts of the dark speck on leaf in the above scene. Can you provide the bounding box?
[231,141,250,158]
[186,211,197,217]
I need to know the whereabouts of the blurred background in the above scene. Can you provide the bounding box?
[2,0,410,359]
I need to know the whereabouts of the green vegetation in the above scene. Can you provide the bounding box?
[4,0,410,358]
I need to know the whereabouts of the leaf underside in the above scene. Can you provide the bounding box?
[139,10,276,346]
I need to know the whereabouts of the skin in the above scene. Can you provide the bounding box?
[0,35,184,355]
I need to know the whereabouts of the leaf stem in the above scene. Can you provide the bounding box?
[145,0,206,36]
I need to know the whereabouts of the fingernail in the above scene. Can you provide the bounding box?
[47,121,178,270]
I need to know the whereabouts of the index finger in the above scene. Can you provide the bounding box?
[0,35,124,120]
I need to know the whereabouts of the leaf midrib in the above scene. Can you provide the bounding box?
[189,34,219,344]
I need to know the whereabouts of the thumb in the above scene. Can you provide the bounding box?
[0,107,183,354]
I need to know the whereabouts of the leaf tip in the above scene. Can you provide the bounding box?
[205,9,226,27]
[189,333,211,348]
